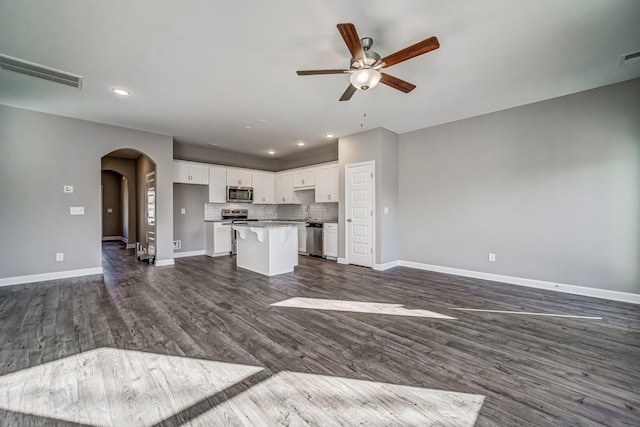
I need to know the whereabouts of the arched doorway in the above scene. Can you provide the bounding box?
[101,149,156,262]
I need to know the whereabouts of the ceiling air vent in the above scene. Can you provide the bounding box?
[0,54,83,88]
[620,50,640,66]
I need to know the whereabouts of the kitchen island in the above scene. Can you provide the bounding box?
[232,222,299,276]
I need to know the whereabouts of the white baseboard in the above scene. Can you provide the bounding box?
[126,243,136,249]
[397,260,640,305]
[373,260,399,271]
[173,250,206,258]
[102,236,123,241]
[154,259,175,267]
[337,257,348,265]
[0,267,104,288]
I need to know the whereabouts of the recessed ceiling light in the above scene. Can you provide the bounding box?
[268,150,275,155]
[112,88,130,96]
[258,119,267,123]
[325,133,334,138]
[297,141,305,146]
[244,125,252,129]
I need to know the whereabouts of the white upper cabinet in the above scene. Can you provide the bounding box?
[315,164,339,203]
[276,172,300,204]
[173,160,209,185]
[293,168,315,189]
[252,171,275,204]
[208,166,227,203]
[227,168,252,187]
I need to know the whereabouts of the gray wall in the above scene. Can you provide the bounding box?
[173,184,208,253]
[398,79,640,293]
[101,171,123,238]
[0,105,174,279]
[174,140,338,171]
[338,127,399,265]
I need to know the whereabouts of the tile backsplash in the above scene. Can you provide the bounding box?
[204,190,338,222]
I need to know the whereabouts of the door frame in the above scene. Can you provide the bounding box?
[344,160,375,267]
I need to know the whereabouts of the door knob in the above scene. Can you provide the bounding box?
[347,219,352,222]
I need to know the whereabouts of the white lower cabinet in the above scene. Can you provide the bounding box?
[205,222,232,256]
[298,225,307,253]
[322,223,338,258]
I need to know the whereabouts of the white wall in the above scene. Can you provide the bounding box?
[0,105,174,281]
[398,79,640,294]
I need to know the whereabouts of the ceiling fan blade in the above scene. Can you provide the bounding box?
[339,84,357,102]
[381,36,440,68]
[297,69,349,76]
[380,73,416,93]
[337,23,365,63]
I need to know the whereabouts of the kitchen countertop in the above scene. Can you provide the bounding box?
[232,221,300,228]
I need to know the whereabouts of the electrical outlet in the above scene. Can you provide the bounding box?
[63,185,73,193]
[488,252,496,262]
[173,240,181,249]
[70,206,85,215]
[180,208,186,215]
[56,253,64,261]
[384,207,389,214]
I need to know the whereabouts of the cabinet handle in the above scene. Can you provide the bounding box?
[282,197,285,202]
[238,179,242,185]
[302,179,304,185]
[327,195,331,200]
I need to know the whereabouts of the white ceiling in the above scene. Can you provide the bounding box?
[1,1,639,159]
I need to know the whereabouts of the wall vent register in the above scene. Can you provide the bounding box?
[0,54,83,88]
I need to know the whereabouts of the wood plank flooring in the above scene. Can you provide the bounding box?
[0,241,638,426]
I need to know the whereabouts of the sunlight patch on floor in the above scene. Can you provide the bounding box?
[271,297,456,319]
[0,348,264,426]
[186,371,484,426]
[451,308,602,319]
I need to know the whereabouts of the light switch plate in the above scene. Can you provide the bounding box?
[70,207,85,215]
[56,252,64,261]
[63,185,73,193]
[180,208,186,215]
[488,253,496,262]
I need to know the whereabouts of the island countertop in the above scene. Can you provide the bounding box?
[232,221,301,229]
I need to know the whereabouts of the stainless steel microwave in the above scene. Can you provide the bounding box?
[227,186,253,203]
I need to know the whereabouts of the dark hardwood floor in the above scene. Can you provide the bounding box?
[0,242,638,425]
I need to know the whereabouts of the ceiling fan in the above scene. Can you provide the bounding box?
[297,23,440,101]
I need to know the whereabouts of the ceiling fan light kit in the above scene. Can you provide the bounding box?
[296,23,440,101]
[350,68,381,90]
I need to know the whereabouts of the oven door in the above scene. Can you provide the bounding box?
[227,186,253,203]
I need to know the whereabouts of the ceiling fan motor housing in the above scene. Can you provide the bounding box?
[350,50,381,69]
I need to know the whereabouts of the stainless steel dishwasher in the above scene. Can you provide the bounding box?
[305,222,323,257]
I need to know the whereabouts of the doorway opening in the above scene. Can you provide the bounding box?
[101,149,156,264]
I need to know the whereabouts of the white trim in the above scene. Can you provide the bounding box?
[102,236,123,241]
[154,258,175,267]
[173,250,206,258]
[373,260,399,271]
[126,243,136,249]
[398,260,640,305]
[0,267,103,287]
[337,257,348,264]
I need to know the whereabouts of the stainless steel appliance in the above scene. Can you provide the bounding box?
[227,186,253,203]
[221,209,258,254]
[306,222,323,257]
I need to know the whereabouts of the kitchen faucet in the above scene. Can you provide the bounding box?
[305,205,311,220]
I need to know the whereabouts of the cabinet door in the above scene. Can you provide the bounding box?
[276,172,300,204]
[322,224,338,257]
[293,168,315,188]
[298,226,307,252]
[252,171,275,204]
[173,161,191,184]
[315,165,338,203]
[213,226,232,253]
[190,163,209,185]
[227,169,252,187]
[208,166,227,203]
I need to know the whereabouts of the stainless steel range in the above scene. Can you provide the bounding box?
[222,209,258,254]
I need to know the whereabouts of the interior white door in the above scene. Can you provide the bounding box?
[346,162,373,267]
[146,171,156,257]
